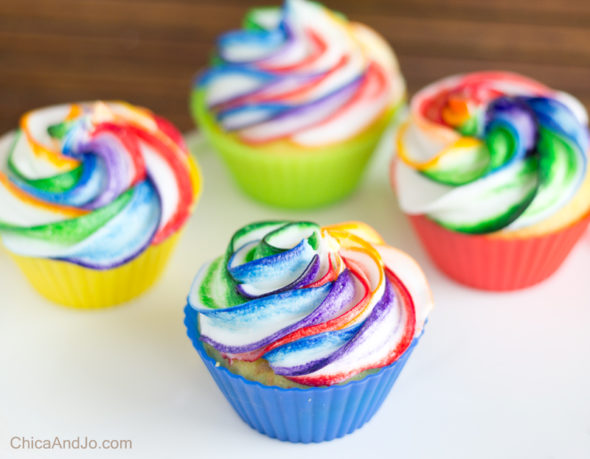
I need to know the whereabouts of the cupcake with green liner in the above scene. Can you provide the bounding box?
[191,0,406,208]
[393,71,590,290]
[185,220,433,442]
[0,102,201,308]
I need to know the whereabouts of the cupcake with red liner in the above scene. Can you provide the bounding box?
[184,220,433,442]
[393,71,590,290]
[191,0,406,208]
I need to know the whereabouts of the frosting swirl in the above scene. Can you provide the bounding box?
[395,72,589,234]
[188,221,432,387]
[0,102,200,269]
[195,0,405,146]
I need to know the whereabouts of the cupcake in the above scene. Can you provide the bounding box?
[0,102,201,308]
[393,71,590,290]
[185,220,433,442]
[191,0,405,208]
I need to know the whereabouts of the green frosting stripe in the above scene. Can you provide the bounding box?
[198,221,322,309]
[198,255,246,309]
[420,143,490,186]
[7,130,84,194]
[0,187,133,244]
[517,127,585,223]
[431,157,540,234]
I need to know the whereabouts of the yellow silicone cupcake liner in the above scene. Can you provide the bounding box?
[8,232,181,309]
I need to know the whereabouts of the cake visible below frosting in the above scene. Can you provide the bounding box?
[188,221,433,387]
[195,0,405,147]
[0,102,200,269]
[395,71,589,235]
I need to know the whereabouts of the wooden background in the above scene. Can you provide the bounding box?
[1,0,590,132]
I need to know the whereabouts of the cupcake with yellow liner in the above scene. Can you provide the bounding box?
[191,0,405,208]
[0,102,201,308]
[185,220,433,442]
[392,71,590,290]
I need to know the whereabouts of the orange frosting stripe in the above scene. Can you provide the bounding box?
[20,109,80,170]
[0,172,88,218]
[397,120,482,171]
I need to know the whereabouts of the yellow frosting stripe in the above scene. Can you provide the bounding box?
[397,120,483,171]
[65,104,83,120]
[324,228,385,329]
[187,155,203,204]
[324,221,384,245]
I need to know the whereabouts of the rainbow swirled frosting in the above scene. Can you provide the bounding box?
[195,0,405,146]
[396,72,590,234]
[188,221,433,387]
[0,102,200,269]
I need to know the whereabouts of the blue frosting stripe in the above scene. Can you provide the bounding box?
[228,238,316,285]
[198,281,333,354]
[188,220,423,386]
[264,324,362,376]
[8,154,106,207]
[59,179,161,269]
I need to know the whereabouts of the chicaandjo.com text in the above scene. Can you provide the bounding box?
[10,436,132,450]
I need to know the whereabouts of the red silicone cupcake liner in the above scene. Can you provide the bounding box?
[407,213,590,291]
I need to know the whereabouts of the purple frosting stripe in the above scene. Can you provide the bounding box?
[200,269,355,354]
[270,276,397,377]
[80,137,132,209]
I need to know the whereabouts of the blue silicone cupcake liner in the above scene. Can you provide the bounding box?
[184,304,422,443]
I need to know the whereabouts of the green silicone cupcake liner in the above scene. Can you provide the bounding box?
[191,89,403,208]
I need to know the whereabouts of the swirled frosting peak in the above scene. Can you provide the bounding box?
[0,102,200,269]
[396,72,589,234]
[188,221,433,387]
[196,0,405,146]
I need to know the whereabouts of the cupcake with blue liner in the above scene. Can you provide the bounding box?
[0,102,201,308]
[185,220,433,442]
[191,0,406,208]
[393,71,590,290]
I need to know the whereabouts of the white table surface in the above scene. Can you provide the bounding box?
[1,129,589,459]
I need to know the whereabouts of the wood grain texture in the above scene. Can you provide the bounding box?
[1,0,589,132]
